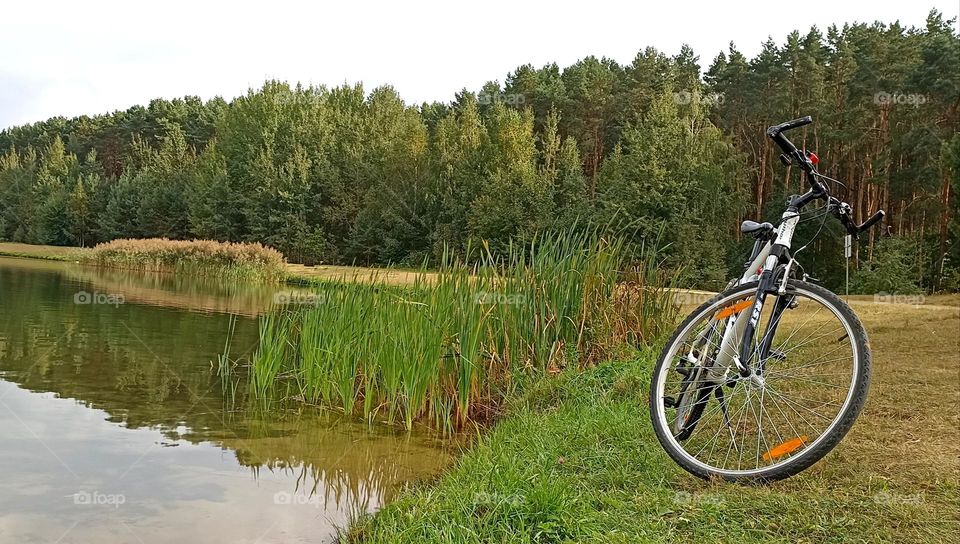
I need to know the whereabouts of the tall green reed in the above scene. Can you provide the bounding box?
[236,227,677,433]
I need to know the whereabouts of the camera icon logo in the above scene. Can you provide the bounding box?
[73,491,92,505]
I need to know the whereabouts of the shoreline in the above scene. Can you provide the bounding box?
[0,241,432,287]
[4,241,958,542]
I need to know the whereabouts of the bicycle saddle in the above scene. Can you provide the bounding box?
[740,220,774,235]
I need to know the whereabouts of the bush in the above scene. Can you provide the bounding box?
[851,237,923,295]
[84,238,286,282]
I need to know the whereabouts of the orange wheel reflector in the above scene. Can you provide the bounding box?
[762,435,809,461]
[715,299,753,320]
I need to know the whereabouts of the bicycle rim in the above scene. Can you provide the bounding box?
[653,283,862,478]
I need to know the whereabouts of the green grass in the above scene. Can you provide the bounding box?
[346,353,957,543]
[236,229,678,432]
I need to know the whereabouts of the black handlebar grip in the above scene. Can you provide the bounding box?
[857,210,885,234]
[767,116,813,137]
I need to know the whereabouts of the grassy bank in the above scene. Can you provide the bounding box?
[0,241,431,286]
[347,298,959,543]
[0,242,86,261]
[235,231,678,432]
[83,238,286,282]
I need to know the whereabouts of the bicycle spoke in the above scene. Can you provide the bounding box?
[776,325,844,358]
[691,386,748,459]
[767,374,846,388]
[653,282,865,479]
[766,353,851,376]
[764,385,836,423]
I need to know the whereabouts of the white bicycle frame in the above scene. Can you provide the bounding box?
[708,211,800,379]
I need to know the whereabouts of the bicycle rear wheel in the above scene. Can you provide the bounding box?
[650,279,871,482]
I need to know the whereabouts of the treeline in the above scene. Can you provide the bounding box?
[0,10,957,292]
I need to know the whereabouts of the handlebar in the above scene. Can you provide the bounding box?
[829,197,886,238]
[766,116,813,138]
[858,210,886,234]
[768,115,886,239]
[767,116,819,186]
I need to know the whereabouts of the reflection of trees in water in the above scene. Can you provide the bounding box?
[0,283,258,427]
[0,255,321,317]
[209,408,452,516]
[63,264,284,317]
[0,261,452,510]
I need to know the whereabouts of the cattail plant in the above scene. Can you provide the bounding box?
[232,227,678,433]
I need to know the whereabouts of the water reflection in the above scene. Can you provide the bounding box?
[0,256,452,543]
[0,256,318,316]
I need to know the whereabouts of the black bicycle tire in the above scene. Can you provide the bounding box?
[649,279,871,483]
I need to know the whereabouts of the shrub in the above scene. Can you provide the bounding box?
[84,238,286,282]
[851,237,923,295]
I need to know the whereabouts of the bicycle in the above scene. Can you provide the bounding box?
[649,116,885,482]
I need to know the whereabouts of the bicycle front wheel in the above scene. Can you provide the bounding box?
[650,279,871,482]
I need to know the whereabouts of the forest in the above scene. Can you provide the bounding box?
[0,10,956,293]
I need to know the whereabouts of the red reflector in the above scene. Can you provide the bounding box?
[807,151,819,165]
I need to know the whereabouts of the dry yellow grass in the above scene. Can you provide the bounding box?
[0,242,86,260]
[285,263,434,286]
[837,299,960,491]
[84,238,286,281]
[0,242,427,286]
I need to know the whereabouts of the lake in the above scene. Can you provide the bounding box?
[0,256,451,543]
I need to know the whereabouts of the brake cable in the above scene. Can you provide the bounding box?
[812,171,849,192]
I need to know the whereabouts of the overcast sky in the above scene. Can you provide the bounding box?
[1,1,956,130]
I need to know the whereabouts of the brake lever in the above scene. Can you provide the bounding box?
[828,199,859,237]
[835,202,884,239]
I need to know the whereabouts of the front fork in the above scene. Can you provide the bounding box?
[736,254,794,378]
[709,208,799,385]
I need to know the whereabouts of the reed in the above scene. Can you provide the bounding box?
[236,228,678,432]
[84,238,286,282]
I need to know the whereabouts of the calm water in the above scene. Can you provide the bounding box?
[0,257,451,543]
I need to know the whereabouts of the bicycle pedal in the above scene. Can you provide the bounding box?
[664,396,677,408]
[675,366,691,377]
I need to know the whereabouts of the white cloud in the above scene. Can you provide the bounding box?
[1,0,956,128]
